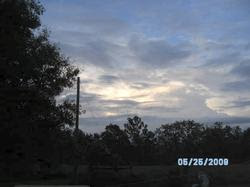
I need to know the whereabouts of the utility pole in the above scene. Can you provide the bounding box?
[72,76,80,184]
[76,76,80,130]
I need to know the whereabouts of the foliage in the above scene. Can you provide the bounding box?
[0,0,79,176]
[84,116,250,165]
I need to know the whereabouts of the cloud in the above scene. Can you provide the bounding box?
[101,99,139,106]
[98,75,120,84]
[59,40,120,69]
[129,82,154,89]
[206,96,250,117]
[231,60,250,78]
[40,0,250,130]
[231,100,250,108]
[58,32,193,70]
[209,98,250,109]
[57,92,101,104]
[129,37,191,68]
[222,80,250,92]
[205,52,241,67]
[139,105,180,113]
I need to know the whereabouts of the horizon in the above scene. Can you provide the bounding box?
[79,115,250,133]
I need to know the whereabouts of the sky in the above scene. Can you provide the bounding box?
[40,0,250,132]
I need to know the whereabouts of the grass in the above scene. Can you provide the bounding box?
[1,163,250,186]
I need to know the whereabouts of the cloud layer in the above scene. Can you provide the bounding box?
[41,0,250,131]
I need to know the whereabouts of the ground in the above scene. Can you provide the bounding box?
[1,164,250,186]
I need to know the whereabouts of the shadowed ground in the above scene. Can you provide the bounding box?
[1,164,250,187]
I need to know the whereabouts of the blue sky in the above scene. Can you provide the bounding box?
[40,0,250,132]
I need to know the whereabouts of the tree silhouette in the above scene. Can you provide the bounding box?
[0,0,79,176]
[123,116,156,163]
[101,124,130,161]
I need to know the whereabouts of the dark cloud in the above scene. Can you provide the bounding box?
[75,17,129,37]
[130,82,154,89]
[203,41,235,51]
[231,60,250,78]
[53,30,94,46]
[102,99,139,106]
[99,99,140,115]
[222,80,250,92]
[217,99,250,109]
[231,100,250,108]
[59,40,119,68]
[98,75,120,84]
[202,52,241,67]
[139,106,180,113]
[59,34,192,70]
[80,92,101,101]
[220,59,250,92]
[64,91,140,109]
[129,37,191,68]
[64,92,141,118]
[80,79,93,84]
[64,92,101,103]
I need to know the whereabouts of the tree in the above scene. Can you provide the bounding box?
[201,123,243,160]
[156,120,204,163]
[0,0,79,176]
[124,116,156,163]
[101,124,130,163]
[124,116,148,145]
[242,128,250,160]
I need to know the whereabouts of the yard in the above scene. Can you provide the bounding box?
[1,163,250,187]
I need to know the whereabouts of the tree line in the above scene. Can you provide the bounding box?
[80,117,250,166]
